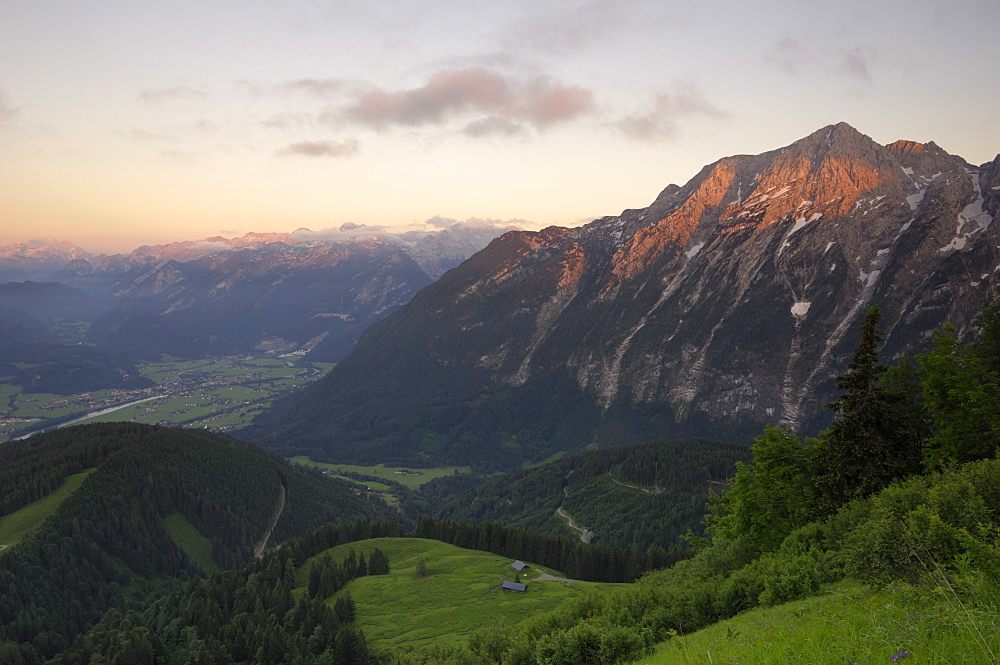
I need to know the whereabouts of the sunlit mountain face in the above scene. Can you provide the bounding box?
[250,124,1000,470]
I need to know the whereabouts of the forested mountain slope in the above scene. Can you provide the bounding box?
[0,423,394,664]
[424,438,750,550]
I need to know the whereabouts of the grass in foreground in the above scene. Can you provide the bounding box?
[0,469,95,551]
[639,579,1000,664]
[291,458,470,490]
[303,537,622,651]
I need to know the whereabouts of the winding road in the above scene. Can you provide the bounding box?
[555,506,594,544]
[606,470,662,495]
[554,472,595,544]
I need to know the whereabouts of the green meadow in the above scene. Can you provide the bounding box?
[639,580,1000,665]
[303,537,622,651]
[162,511,220,575]
[0,469,94,552]
[290,458,470,490]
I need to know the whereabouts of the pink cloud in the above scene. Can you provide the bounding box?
[337,67,594,133]
[274,139,359,157]
[463,116,526,138]
[618,83,727,141]
[518,78,594,127]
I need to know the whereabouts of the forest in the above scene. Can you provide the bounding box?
[0,424,394,664]
[424,437,750,550]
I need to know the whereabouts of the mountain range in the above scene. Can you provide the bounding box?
[249,123,1000,469]
[0,223,512,362]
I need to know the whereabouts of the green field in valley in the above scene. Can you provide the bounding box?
[0,469,95,553]
[290,458,470,490]
[0,355,335,442]
[302,537,622,652]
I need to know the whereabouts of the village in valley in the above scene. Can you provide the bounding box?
[0,355,333,442]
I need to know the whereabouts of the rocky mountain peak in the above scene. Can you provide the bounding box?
[885,139,928,155]
[249,123,1000,470]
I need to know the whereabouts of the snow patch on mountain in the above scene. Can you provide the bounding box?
[939,170,992,253]
[685,242,705,258]
[788,212,823,237]
[906,189,926,211]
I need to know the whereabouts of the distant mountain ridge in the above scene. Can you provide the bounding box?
[2,223,517,288]
[250,123,1000,469]
[1,223,514,361]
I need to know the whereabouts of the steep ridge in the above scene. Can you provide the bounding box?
[251,124,1000,469]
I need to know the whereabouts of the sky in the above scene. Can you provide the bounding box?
[2,0,999,253]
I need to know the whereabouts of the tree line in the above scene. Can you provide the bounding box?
[413,516,683,583]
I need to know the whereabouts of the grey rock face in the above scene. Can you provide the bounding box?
[252,124,1000,466]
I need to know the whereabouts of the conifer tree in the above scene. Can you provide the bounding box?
[812,305,921,513]
[919,301,1000,468]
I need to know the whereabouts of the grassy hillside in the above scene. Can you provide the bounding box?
[0,468,93,552]
[638,578,1000,664]
[308,537,622,651]
[386,458,1000,665]
[161,511,220,575]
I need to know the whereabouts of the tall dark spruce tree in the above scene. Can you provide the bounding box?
[812,305,922,512]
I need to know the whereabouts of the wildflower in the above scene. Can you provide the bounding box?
[891,652,911,661]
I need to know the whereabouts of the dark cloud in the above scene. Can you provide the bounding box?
[274,139,359,158]
[335,67,594,133]
[617,84,727,141]
[137,86,208,105]
[765,38,875,82]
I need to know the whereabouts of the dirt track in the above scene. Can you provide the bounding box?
[253,482,286,558]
